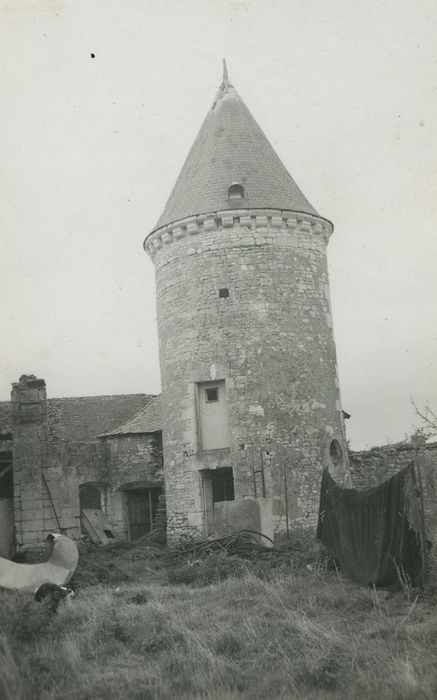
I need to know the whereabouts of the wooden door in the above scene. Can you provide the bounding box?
[127,490,151,540]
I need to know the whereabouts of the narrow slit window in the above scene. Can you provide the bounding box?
[205,387,219,403]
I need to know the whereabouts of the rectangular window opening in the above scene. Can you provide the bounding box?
[219,288,229,298]
[205,387,218,403]
[202,467,235,536]
[212,467,235,503]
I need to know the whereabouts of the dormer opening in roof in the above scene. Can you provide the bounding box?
[228,182,245,201]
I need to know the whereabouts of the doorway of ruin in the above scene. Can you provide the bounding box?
[202,467,235,535]
[79,483,110,535]
[79,483,102,511]
[126,487,162,540]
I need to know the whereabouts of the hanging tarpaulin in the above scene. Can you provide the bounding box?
[317,464,424,588]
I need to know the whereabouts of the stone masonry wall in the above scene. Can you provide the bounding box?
[10,375,163,547]
[146,209,350,540]
[102,433,163,537]
[12,376,106,546]
[350,443,419,489]
[103,433,163,489]
[13,430,163,546]
[42,440,105,540]
[11,376,107,547]
[350,441,437,490]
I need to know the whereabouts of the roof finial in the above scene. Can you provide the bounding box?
[222,58,229,88]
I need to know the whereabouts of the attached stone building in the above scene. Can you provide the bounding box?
[144,65,350,541]
[0,375,163,556]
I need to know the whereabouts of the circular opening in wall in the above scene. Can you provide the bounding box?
[329,439,343,466]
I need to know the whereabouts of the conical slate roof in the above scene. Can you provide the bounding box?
[153,65,318,232]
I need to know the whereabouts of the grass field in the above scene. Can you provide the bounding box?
[1,538,436,700]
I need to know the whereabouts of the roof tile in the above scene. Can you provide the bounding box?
[47,394,154,441]
[0,393,160,442]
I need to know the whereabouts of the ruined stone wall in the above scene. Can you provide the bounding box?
[350,442,437,489]
[10,377,107,545]
[419,446,437,588]
[42,440,105,540]
[350,440,437,589]
[146,210,349,540]
[9,376,164,547]
[13,412,105,546]
[350,443,418,489]
[13,430,163,546]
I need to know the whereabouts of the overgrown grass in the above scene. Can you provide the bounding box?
[69,527,323,589]
[1,562,437,699]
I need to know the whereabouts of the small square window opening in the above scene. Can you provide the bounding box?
[205,387,218,402]
[219,288,229,298]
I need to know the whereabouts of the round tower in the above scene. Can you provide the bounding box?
[144,64,350,541]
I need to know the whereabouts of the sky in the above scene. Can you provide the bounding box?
[1,0,436,449]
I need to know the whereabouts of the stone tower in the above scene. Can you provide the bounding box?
[144,64,350,541]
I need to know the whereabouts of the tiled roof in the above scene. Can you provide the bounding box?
[99,395,162,436]
[153,73,317,232]
[0,393,160,442]
[47,394,155,442]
